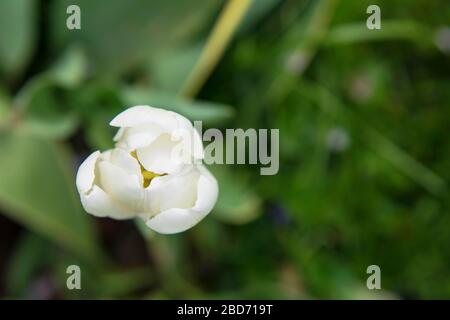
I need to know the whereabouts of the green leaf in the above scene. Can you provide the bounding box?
[20,86,79,139]
[14,47,88,139]
[49,0,222,77]
[151,43,204,92]
[0,131,105,265]
[121,86,235,126]
[48,45,88,88]
[324,21,434,48]
[0,0,36,77]
[210,165,262,224]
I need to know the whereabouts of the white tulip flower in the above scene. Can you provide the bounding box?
[76,106,218,234]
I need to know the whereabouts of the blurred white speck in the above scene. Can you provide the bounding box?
[326,127,350,152]
[284,52,309,75]
[435,27,450,54]
[348,74,373,103]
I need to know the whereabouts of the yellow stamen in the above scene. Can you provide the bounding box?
[130,151,166,188]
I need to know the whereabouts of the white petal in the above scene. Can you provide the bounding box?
[110,105,179,132]
[148,168,199,211]
[81,185,136,220]
[170,125,204,162]
[111,106,205,162]
[145,165,218,234]
[136,134,184,174]
[167,111,204,160]
[192,165,219,214]
[146,208,204,234]
[99,149,112,161]
[108,148,143,185]
[76,151,100,194]
[97,161,144,212]
[113,125,163,150]
[192,127,204,160]
[113,127,126,142]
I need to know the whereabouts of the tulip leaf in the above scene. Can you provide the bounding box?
[49,0,222,77]
[20,86,79,139]
[15,47,88,139]
[0,0,37,77]
[0,131,104,265]
[48,45,88,89]
[150,43,204,93]
[210,165,263,224]
[121,86,235,126]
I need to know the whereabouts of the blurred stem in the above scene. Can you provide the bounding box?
[179,0,253,98]
[148,238,203,297]
[283,0,340,76]
[267,0,339,99]
[365,128,447,197]
[324,21,434,47]
[297,0,340,49]
[139,223,203,297]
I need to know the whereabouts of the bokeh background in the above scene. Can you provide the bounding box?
[0,0,449,299]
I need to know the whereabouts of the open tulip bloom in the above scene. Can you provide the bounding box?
[76,106,219,234]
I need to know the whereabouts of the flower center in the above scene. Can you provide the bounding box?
[130,151,166,187]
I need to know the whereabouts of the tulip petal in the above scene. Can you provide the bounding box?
[110,105,179,132]
[97,161,143,213]
[136,134,184,174]
[145,165,218,234]
[148,168,198,211]
[173,114,204,161]
[193,165,219,214]
[113,125,163,150]
[108,148,143,185]
[146,208,204,234]
[111,105,204,164]
[81,185,136,220]
[192,128,204,160]
[76,151,100,194]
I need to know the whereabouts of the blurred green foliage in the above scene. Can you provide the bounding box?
[0,0,449,299]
